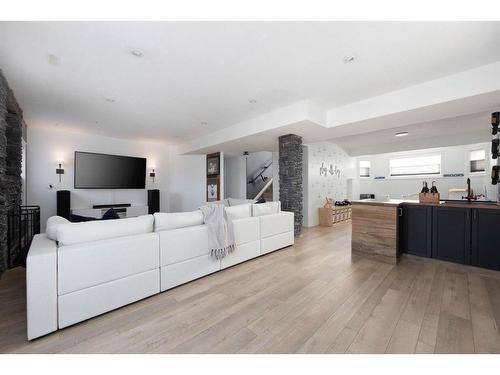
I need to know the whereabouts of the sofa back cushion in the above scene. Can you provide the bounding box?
[58,233,159,295]
[227,198,255,206]
[154,211,204,232]
[252,201,281,217]
[46,216,70,241]
[57,215,154,246]
[159,225,208,266]
[225,203,252,221]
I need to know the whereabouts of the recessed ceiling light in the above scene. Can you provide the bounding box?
[249,99,257,104]
[343,55,355,63]
[104,97,116,103]
[201,121,208,126]
[395,131,409,137]
[130,49,144,57]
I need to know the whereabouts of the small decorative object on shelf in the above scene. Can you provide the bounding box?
[323,197,334,208]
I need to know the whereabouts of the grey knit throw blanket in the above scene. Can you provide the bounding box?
[199,204,235,259]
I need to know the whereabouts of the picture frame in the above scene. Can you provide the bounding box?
[207,178,218,201]
[206,154,220,176]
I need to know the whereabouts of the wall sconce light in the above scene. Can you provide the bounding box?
[56,162,65,182]
[149,168,156,183]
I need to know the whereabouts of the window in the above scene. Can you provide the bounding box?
[359,161,371,177]
[470,149,486,173]
[389,155,441,177]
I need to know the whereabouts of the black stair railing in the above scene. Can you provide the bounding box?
[7,205,40,268]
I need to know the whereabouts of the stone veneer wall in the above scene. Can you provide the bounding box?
[279,134,303,236]
[0,70,24,277]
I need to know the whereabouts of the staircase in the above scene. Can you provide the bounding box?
[246,156,273,201]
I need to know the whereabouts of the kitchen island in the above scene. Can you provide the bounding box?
[351,199,500,270]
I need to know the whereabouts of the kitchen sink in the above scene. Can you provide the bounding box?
[441,199,499,205]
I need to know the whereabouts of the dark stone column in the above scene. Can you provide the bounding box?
[279,134,303,236]
[0,70,24,276]
[0,72,9,275]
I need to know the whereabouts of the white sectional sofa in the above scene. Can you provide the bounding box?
[26,202,294,340]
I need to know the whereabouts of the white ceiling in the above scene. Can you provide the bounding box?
[1,21,500,145]
[332,111,493,156]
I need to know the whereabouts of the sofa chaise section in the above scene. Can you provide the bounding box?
[27,215,159,340]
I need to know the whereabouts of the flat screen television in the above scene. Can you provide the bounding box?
[74,151,146,189]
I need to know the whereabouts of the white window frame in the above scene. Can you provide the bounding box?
[388,154,442,179]
[469,149,486,175]
[359,160,371,178]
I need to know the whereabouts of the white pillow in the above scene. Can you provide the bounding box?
[154,211,204,232]
[252,201,281,217]
[227,198,255,206]
[45,216,70,241]
[225,203,252,221]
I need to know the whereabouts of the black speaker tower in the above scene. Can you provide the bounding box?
[57,190,71,220]
[148,189,160,214]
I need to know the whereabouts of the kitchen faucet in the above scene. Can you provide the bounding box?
[463,178,484,202]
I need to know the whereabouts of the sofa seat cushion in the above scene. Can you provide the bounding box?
[56,215,154,246]
[225,203,252,221]
[58,269,159,329]
[221,240,260,269]
[160,254,220,291]
[259,211,294,238]
[57,233,159,295]
[154,211,204,232]
[159,225,208,266]
[231,217,260,245]
[261,231,294,255]
[252,201,281,217]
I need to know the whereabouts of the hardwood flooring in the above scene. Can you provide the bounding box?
[1,222,500,353]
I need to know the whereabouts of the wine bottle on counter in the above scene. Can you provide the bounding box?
[421,181,430,193]
[430,181,438,194]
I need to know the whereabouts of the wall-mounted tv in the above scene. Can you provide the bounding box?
[74,151,146,189]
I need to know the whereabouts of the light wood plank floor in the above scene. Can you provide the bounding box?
[2,222,500,354]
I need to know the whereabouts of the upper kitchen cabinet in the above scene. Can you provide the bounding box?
[432,206,471,265]
[471,209,500,271]
[401,205,432,258]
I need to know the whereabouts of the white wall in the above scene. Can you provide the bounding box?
[356,142,497,201]
[27,126,170,231]
[224,155,246,199]
[167,145,207,212]
[302,142,355,227]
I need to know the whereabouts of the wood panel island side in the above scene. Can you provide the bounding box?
[351,200,410,264]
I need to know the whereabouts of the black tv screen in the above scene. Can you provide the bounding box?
[74,151,146,189]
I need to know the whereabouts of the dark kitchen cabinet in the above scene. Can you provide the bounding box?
[471,209,500,271]
[432,207,471,265]
[401,205,432,257]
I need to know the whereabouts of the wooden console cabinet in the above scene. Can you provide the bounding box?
[319,206,351,226]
